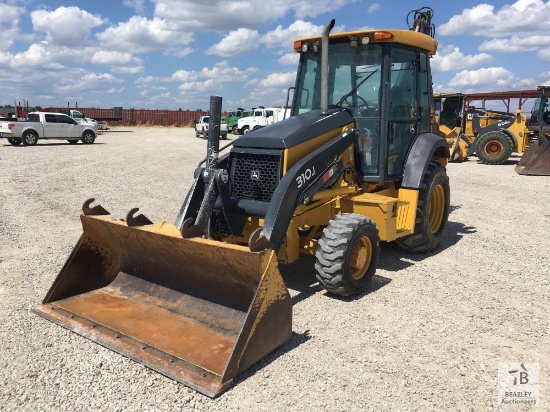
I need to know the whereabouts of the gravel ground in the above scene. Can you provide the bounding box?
[0,127,548,411]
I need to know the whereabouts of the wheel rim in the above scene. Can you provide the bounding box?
[351,236,372,280]
[25,134,36,144]
[84,133,93,143]
[484,140,503,157]
[428,184,445,234]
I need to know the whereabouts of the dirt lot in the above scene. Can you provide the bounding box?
[0,127,548,411]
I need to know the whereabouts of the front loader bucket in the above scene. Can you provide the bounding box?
[515,134,550,175]
[33,214,292,397]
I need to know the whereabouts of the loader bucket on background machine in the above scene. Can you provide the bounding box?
[515,134,550,175]
[33,96,292,398]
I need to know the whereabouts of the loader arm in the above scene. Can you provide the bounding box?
[259,129,356,252]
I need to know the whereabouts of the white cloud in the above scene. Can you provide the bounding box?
[480,34,550,53]
[123,0,146,14]
[448,67,514,90]
[278,52,299,66]
[538,48,550,61]
[96,16,194,54]
[206,29,260,57]
[0,4,24,51]
[91,50,143,71]
[8,42,92,71]
[200,61,258,82]
[31,6,105,47]
[258,72,295,88]
[178,79,217,92]
[261,20,324,49]
[440,0,550,37]
[152,0,356,31]
[368,3,381,13]
[171,70,198,82]
[106,87,126,94]
[431,45,492,73]
[56,72,123,93]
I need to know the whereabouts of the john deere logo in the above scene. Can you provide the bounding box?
[250,170,260,180]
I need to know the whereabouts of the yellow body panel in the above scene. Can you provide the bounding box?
[295,29,438,55]
[283,124,354,173]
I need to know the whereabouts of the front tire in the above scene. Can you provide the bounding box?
[81,131,95,144]
[22,131,38,146]
[315,214,380,296]
[476,131,513,165]
[8,138,21,146]
[394,162,450,253]
[242,126,250,134]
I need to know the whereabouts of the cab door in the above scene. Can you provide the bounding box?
[57,114,79,138]
[386,48,420,177]
[43,114,60,138]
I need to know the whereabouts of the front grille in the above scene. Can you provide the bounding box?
[230,152,282,202]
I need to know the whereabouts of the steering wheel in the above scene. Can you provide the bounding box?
[339,94,370,113]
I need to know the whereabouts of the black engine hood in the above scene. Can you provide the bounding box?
[232,109,354,149]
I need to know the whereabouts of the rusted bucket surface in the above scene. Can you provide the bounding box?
[34,215,292,397]
[516,135,550,176]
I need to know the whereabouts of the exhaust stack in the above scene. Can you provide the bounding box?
[321,19,335,115]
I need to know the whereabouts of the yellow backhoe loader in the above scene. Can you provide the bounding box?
[516,85,550,175]
[34,8,451,397]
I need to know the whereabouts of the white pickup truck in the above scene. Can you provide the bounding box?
[236,107,291,134]
[0,112,97,146]
[194,116,228,140]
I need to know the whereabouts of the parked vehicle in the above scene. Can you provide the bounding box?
[40,108,98,128]
[0,112,97,146]
[194,115,228,140]
[236,107,291,134]
[221,108,242,133]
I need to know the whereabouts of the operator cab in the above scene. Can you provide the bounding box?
[291,31,435,183]
[528,86,550,132]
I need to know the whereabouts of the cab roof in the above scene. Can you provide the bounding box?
[294,29,438,55]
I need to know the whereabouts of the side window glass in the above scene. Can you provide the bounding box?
[419,53,431,132]
[388,48,418,177]
[45,114,57,123]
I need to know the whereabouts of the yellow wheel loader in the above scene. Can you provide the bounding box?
[34,8,451,397]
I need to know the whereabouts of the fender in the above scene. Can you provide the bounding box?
[261,129,356,252]
[401,133,449,189]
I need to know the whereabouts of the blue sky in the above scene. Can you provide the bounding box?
[1,0,549,111]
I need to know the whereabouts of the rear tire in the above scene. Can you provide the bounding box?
[221,133,228,140]
[476,131,513,164]
[394,162,450,253]
[22,131,38,146]
[8,138,21,146]
[315,214,380,296]
[81,131,95,144]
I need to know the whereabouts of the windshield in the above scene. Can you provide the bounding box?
[293,42,383,116]
[293,42,383,175]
